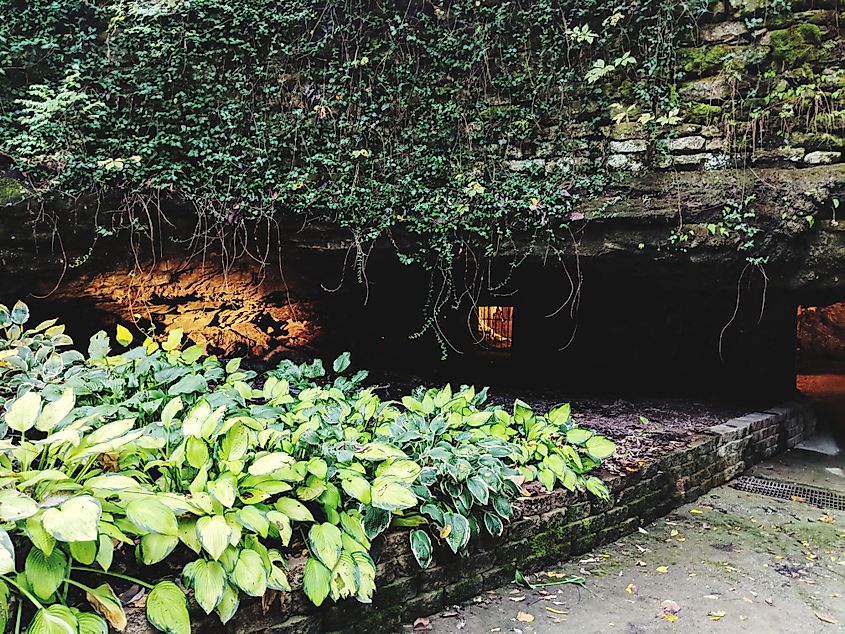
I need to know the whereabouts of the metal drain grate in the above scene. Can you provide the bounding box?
[731,476,845,511]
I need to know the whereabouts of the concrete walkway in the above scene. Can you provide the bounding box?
[419,482,845,633]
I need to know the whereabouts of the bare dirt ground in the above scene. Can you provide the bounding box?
[414,486,845,634]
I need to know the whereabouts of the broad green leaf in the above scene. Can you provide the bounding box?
[565,428,593,445]
[5,390,41,432]
[168,374,207,396]
[139,534,179,565]
[35,387,74,432]
[85,474,140,494]
[186,437,209,469]
[484,512,504,537]
[27,605,77,634]
[126,498,178,536]
[274,497,313,522]
[341,476,371,504]
[25,516,55,557]
[444,513,470,553]
[248,452,294,476]
[10,301,29,325]
[0,529,15,574]
[376,459,421,482]
[409,530,432,569]
[466,476,489,505]
[215,583,239,624]
[548,403,571,425]
[69,540,97,565]
[237,506,269,538]
[207,476,237,509]
[42,496,101,542]
[84,583,127,631]
[25,547,66,600]
[187,559,227,613]
[0,580,9,634]
[162,328,184,352]
[95,534,113,571]
[585,435,616,460]
[332,352,351,373]
[160,397,183,428]
[539,468,556,492]
[146,581,190,634]
[115,324,133,347]
[0,490,38,522]
[302,556,331,607]
[76,612,108,634]
[308,523,342,570]
[232,549,267,597]
[196,515,231,560]
[370,478,417,511]
[585,476,610,499]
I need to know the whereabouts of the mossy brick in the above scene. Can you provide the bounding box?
[494,539,533,564]
[443,574,485,604]
[507,515,542,542]
[354,605,404,634]
[483,564,517,588]
[266,614,325,634]
[402,589,445,620]
[372,576,418,608]
[565,501,592,521]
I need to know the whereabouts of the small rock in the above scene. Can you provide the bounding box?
[672,152,713,166]
[607,154,644,171]
[609,139,648,153]
[679,76,728,102]
[701,21,749,44]
[705,138,725,151]
[667,136,706,152]
[804,151,842,165]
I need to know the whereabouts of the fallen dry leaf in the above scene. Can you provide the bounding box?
[508,595,526,602]
[625,583,637,595]
[516,611,535,623]
[670,529,679,537]
[655,566,669,574]
[816,613,838,625]
[413,617,431,630]
[545,607,567,615]
[690,509,704,515]
[708,611,726,621]
[819,515,835,524]
[662,614,678,622]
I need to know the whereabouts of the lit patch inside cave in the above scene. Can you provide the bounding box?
[477,305,514,350]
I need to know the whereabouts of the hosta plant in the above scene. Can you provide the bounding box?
[0,301,615,633]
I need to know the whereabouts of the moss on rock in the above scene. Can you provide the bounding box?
[769,23,824,67]
[0,176,28,206]
[684,103,724,124]
[677,45,735,75]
